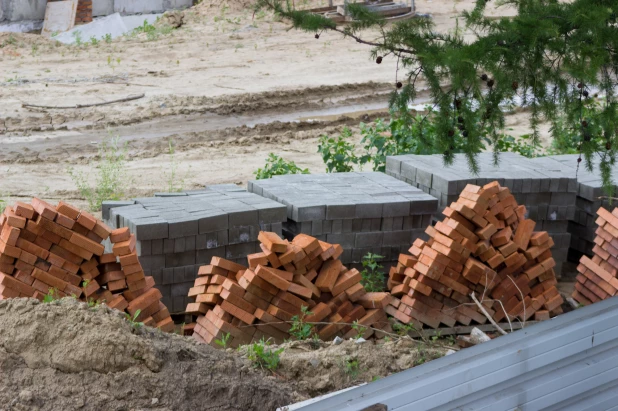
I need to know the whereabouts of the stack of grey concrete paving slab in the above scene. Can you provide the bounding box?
[247,172,438,267]
[385,153,576,277]
[543,154,618,261]
[102,185,287,313]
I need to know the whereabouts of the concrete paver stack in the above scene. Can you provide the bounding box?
[386,153,576,277]
[247,172,438,269]
[103,185,287,313]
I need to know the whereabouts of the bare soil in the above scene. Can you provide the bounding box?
[0,0,525,212]
[250,338,449,398]
[0,297,451,410]
[0,298,303,411]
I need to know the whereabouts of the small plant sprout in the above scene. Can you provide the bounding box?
[43,288,60,303]
[360,253,386,292]
[246,338,284,371]
[103,34,112,44]
[343,357,361,380]
[68,135,129,212]
[289,306,314,340]
[125,309,144,328]
[215,332,231,349]
[351,320,367,340]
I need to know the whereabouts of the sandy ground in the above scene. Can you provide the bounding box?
[0,0,526,212]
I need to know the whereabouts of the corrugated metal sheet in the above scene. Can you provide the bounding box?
[292,297,618,411]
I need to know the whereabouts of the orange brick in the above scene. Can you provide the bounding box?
[110,227,131,243]
[258,231,288,253]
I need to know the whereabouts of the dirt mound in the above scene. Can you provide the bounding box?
[241,338,449,398]
[0,298,302,411]
[191,0,256,14]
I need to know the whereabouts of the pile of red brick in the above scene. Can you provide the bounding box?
[572,207,618,305]
[387,182,564,329]
[187,232,392,347]
[0,199,174,332]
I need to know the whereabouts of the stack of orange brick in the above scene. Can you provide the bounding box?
[387,181,564,329]
[187,232,392,347]
[0,199,174,332]
[571,207,618,305]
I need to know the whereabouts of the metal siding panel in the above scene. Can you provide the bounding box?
[458,340,618,410]
[547,379,618,411]
[292,297,618,411]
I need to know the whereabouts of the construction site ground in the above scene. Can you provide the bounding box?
[0,297,449,410]
[0,0,524,212]
[0,0,577,408]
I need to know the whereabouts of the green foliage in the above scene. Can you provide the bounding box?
[215,332,231,348]
[289,306,314,340]
[351,320,367,340]
[103,34,113,44]
[246,338,284,371]
[89,36,99,46]
[68,136,129,212]
[0,199,6,214]
[343,357,361,380]
[125,309,144,328]
[257,0,618,195]
[360,253,385,292]
[254,153,310,179]
[317,127,359,172]
[359,109,468,171]
[130,19,174,41]
[494,134,544,158]
[164,139,189,192]
[42,288,60,303]
[392,321,416,336]
[72,31,83,46]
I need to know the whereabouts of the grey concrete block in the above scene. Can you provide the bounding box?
[167,217,198,239]
[226,242,256,259]
[355,203,383,219]
[229,226,257,244]
[162,268,174,285]
[293,205,326,222]
[342,219,354,233]
[130,217,169,240]
[228,209,259,227]
[137,240,151,256]
[326,233,356,248]
[163,239,175,255]
[355,232,384,248]
[102,200,135,220]
[185,236,196,252]
[383,230,411,246]
[151,239,163,255]
[196,247,225,265]
[165,251,195,267]
[382,199,410,217]
[173,237,186,254]
[198,212,229,234]
[311,220,323,236]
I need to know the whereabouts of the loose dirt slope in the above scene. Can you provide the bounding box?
[0,298,301,411]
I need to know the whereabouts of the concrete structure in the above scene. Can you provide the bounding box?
[102,185,287,314]
[0,0,193,22]
[386,153,576,277]
[286,295,618,410]
[248,172,438,267]
[543,154,618,261]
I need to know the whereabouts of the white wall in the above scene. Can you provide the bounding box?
[1,0,194,22]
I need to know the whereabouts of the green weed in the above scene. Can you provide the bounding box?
[68,135,130,212]
[246,338,284,371]
[254,153,310,180]
[360,253,385,292]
